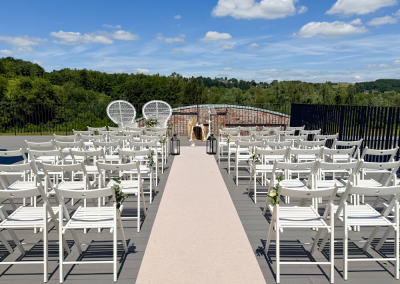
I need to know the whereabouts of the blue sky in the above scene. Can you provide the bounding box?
[0,0,399,83]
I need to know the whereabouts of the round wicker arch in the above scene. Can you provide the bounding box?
[142,100,172,128]
[106,100,137,127]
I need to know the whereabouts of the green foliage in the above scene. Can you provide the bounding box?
[112,177,128,209]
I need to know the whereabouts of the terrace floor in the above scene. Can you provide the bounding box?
[0,136,400,283]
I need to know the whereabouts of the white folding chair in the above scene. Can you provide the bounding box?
[57,187,128,283]
[331,139,363,161]
[97,162,147,232]
[119,148,155,203]
[93,141,121,163]
[234,141,264,186]
[266,186,337,284]
[287,147,322,164]
[297,140,326,149]
[0,149,29,198]
[276,130,295,141]
[69,149,106,188]
[54,140,84,164]
[0,161,71,282]
[299,129,321,140]
[249,148,288,204]
[53,134,77,142]
[360,147,398,183]
[26,140,56,163]
[314,183,400,281]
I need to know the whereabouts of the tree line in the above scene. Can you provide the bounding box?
[1,56,400,108]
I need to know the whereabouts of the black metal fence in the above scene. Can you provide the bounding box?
[0,103,291,136]
[291,104,400,161]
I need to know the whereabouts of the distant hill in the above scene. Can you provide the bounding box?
[355,79,400,93]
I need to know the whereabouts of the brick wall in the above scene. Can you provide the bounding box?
[138,105,290,136]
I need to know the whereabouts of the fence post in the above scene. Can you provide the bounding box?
[338,106,345,141]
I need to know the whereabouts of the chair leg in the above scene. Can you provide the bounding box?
[59,206,64,284]
[395,201,399,280]
[343,203,348,281]
[0,232,13,253]
[276,214,280,283]
[363,226,381,251]
[310,228,324,255]
[265,210,276,253]
[43,205,48,283]
[137,189,141,233]
[330,203,335,284]
[376,226,393,251]
[113,205,118,282]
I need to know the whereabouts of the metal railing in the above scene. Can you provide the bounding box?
[0,102,290,136]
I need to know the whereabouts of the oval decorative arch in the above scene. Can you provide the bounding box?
[107,100,136,127]
[142,100,172,128]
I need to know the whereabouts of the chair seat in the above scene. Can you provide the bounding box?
[0,206,59,228]
[341,178,382,188]
[267,178,307,189]
[107,180,140,194]
[122,166,151,175]
[335,204,393,226]
[99,155,120,162]
[269,205,329,228]
[297,154,318,160]
[63,206,115,229]
[8,180,39,190]
[316,180,346,193]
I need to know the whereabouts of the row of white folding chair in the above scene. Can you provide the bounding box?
[268,182,400,283]
[0,160,128,282]
[310,182,400,281]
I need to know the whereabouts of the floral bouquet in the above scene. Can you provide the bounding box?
[146,118,158,128]
[159,135,167,146]
[268,176,284,206]
[112,177,128,209]
[144,147,156,168]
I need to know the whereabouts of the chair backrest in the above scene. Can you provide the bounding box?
[298,140,326,149]
[360,147,398,162]
[237,135,252,141]
[0,160,36,174]
[288,148,322,158]
[53,134,77,142]
[266,141,292,149]
[87,126,107,131]
[275,160,316,171]
[54,140,83,150]
[279,186,337,199]
[42,162,89,187]
[123,130,142,136]
[360,160,400,171]
[70,148,105,164]
[98,130,119,136]
[118,149,151,163]
[110,134,133,141]
[286,126,305,131]
[322,147,356,160]
[73,129,94,135]
[140,135,159,142]
[255,148,288,157]
[79,134,105,142]
[0,149,27,162]
[108,126,124,131]
[146,131,165,137]
[253,135,277,142]
[58,187,114,200]
[97,161,140,186]
[318,160,361,182]
[28,149,64,162]
[142,100,172,128]
[332,139,363,149]
[314,134,338,141]
[277,130,295,136]
[299,129,321,135]
[25,140,55,150]
[93,141,121,153]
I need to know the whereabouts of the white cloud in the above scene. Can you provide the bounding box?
[171,48,184,54]
[368,15,397,26]
[212,0,301,20]
[17,47,35,52]
[350,19,363,25]
[200,31,232,42]
[363,60,400,69]
[50,31,114,45]
[131,68,150,74]
[355,75,362,80]
[247,43,260,49]
[326,0,397,16]
[298,21,367,38]
[298,5,308,14]
[50,30,138,45]
[174,15,181,19]
[395,9,400,17]
[221,43,234,49]
[112,30,139,40]
[0,49,13,56]
[256,69,307,77]
[103,24,122,29]
[0,35,47,48]
[157,33,185,43]
[223,67,232,71]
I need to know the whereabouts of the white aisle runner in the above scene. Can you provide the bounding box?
[136,147,266,284]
